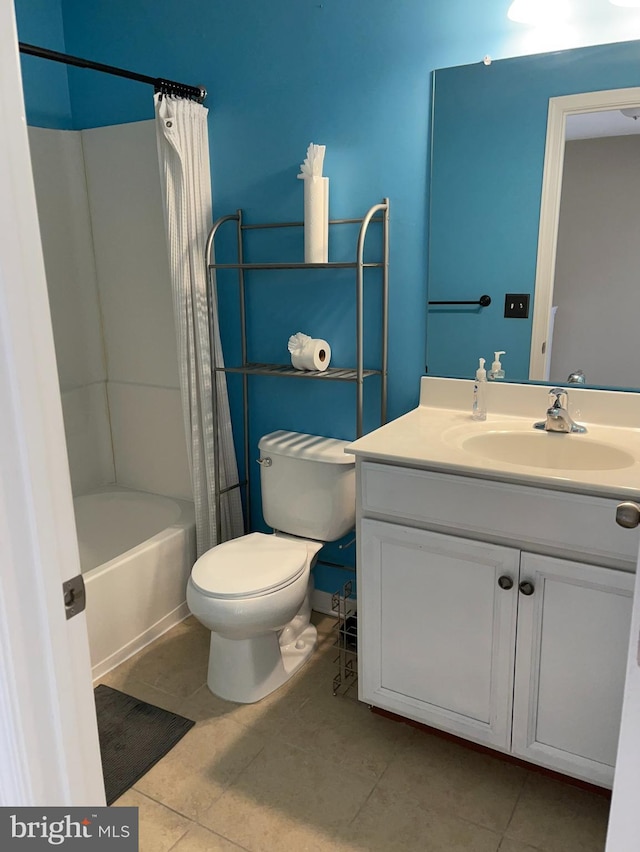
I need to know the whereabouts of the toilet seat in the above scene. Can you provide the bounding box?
[190,532,310,599]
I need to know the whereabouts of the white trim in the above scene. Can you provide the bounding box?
[529,87,640,381]
[311,588,354,617]
[0,5,104,805]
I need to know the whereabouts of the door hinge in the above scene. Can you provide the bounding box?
[63,574,86,620]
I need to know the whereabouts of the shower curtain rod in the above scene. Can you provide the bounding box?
[19,42,206,103]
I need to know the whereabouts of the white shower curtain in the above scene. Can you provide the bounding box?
[154,94,243,555]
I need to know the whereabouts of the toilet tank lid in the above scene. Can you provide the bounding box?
[258,430,354,464]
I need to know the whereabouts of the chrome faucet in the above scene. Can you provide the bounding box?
[567,369,586,385]
[534,388,587,434]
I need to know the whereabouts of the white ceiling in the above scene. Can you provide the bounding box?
[565,108,640,139]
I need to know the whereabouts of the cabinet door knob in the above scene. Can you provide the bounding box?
[616,502,640,529]
[519,581,535,596]
[498,575,514,590]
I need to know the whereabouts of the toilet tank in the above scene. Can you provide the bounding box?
[258,430,355,541]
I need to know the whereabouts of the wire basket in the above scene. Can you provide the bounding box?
[331,580,358,697]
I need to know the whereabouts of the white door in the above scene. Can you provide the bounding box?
[360,519,519,749]
[512,553,633,788]
[606,509,640,850]
[0,4,104,805]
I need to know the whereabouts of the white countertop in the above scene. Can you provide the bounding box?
[347,378,640,500]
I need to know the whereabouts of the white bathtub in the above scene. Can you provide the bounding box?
[74,487,196,680]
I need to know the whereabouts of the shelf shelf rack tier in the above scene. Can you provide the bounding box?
[205,199,389,545]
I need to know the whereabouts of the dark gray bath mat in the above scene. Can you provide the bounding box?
[94,684,195,805]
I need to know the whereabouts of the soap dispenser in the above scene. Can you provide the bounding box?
[489,351,506,380]
[472,358,487,421]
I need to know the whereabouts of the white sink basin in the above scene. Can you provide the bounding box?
[462,431,635,471]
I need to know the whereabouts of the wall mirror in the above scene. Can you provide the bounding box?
[426,39,640,389]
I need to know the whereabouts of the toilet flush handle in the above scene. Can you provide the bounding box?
[256,457,272,467]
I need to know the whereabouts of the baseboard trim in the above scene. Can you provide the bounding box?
[311,588,357,617]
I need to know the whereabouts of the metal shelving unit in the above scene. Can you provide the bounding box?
[205,198,389,545]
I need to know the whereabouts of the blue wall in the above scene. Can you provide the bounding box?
[58,0,436,425]
[427,40,640,382]
[14,0,72,128]
[15,0,640,591]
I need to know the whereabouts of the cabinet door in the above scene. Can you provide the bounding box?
[512,553,634,788]
[360,519,519,750]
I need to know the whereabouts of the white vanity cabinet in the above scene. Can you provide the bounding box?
[357,461,636,788]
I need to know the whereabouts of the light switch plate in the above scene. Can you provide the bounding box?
[504,293,530,318]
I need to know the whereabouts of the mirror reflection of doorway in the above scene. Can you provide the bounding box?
[529,86,640,386]
[547,108,640,387]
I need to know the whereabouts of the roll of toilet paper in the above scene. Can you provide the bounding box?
[303,177,329,263]
[290,337,331,372]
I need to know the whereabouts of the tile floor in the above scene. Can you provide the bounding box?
[105,612,611,851]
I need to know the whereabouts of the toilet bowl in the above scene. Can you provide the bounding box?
[187,532,323,703]
[187,430,356,704]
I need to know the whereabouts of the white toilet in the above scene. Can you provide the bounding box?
[186,430,355,703]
